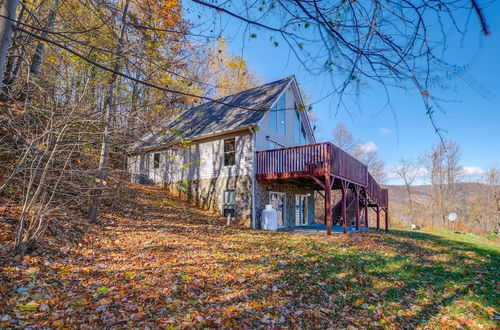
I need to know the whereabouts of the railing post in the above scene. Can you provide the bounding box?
[341,180,348,234]
[376,206,380,230]
[364,192,369,228]
[354,185,360,231]
[385,208,389,231]
[325,174,332,235]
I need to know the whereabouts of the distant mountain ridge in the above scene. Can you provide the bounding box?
[383,182,494,206]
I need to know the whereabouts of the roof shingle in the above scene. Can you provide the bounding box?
[133,76,294,151]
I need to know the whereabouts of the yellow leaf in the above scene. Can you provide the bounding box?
[354,298,363,306]
[95,178,101,183]
[39,144,47,151]
[20,301,39,311]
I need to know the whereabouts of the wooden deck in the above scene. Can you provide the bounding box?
[256,142,389,234]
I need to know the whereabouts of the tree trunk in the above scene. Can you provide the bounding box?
[29,0,60,77]
[20,0,60,100]
[405,184,413,222]
[0,0,19,89]
[111,75,140,208]
[2,3,25,87]
[88,0,130,222]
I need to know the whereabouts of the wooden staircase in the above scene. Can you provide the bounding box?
[332,191,356,226]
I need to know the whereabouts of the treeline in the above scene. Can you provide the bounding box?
[330,123,499,235]
[392,142,499,235]
[0,0,257,254]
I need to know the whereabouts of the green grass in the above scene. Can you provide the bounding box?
[311,228,500,327]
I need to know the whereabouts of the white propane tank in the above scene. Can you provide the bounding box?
[261,205,278,230]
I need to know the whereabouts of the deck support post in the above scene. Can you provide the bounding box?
[385,208,389,231]
[376,206,380,230]
[354,185,360,231]
[341,180,349,234]
[364,193,369,228]
[325,175,332,235]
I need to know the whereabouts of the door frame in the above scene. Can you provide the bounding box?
[295,194,308,226]
[269,191,286,228]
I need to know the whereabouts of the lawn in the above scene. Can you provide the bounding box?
[1,184,499,328]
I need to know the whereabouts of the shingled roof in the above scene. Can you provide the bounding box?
[132,76,295,152]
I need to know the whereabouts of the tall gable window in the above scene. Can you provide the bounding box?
[269,104,277,132]
[277,94,286,135]
[294,102,307,145]
[269,94,286,136]
[224,138,236,166]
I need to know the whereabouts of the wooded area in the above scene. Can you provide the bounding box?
[0,0,262,254]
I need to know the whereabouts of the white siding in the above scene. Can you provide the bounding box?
[255,81,314,151]
[128,131,253,184]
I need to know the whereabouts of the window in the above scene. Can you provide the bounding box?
[277,94,286,135]
[295,195,308,226]
[140,154,147,172]
[153,153,160,169]
[223,189,236,217]
[224,138,236,166]
[269,103,277,133]
[269,94,286,135]
[294,102,307,145]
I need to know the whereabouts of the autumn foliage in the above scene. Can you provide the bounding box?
[1,184,498,328]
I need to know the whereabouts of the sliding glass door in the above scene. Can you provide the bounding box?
[295,195,308,226]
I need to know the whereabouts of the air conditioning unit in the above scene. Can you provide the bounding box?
[132,174,150,185]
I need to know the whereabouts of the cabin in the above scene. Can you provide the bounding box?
[128,76,388,233]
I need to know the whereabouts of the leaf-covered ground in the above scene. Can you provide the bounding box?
[1,184,499,328]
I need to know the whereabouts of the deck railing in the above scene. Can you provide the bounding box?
[256,143,329,179]
[256,142,367,186]
[329,144,367,185]
[367,172,381,204]
[380,189,389,208]
[256,142,387,207]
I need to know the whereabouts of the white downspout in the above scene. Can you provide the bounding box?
[249,127,257,229]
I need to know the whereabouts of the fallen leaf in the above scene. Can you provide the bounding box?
[97,286,109,293]
[19,301,39,311]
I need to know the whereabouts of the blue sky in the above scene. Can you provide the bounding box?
[186,2,500,184]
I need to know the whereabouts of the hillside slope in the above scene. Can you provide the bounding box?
[1,184,499,328]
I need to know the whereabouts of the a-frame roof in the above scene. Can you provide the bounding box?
[132,76,298,151]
